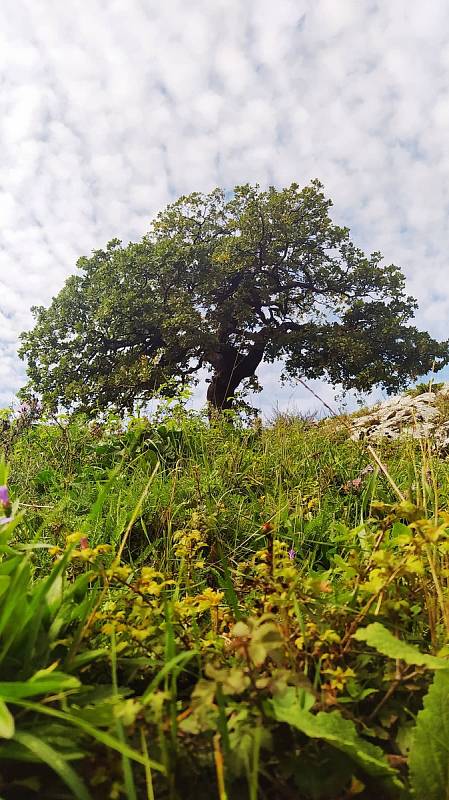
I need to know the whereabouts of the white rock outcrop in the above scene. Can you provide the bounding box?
[349,384,449,449]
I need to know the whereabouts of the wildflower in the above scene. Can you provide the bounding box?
[0,517,10,525]
[288,547,296,560]
[0,486,9,507]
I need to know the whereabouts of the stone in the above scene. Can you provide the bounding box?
[348,383,449,448]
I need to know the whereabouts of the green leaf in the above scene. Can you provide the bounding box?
[0,672,79,699]
[409,670,449,799]
[0,577,11,601]
[214,544,243,620]
[13,732,92,800]
[0,558,30,640]
[0,700,14,738]
[353,623,449,669]
[272,688,402,792]
[68,648,109,669]
[45,572,63,613]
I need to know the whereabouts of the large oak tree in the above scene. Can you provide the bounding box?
[19,181,449,413]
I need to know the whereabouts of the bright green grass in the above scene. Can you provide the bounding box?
[8,407,440,567]
[1,406,449,799]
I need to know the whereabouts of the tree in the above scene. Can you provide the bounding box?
[19,181,449,414]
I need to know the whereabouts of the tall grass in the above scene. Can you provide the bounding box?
[1,405,449,797]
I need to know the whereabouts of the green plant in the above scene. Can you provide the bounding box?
[0,509,163,797]
[405,381,444,397]
[4,407,449,797]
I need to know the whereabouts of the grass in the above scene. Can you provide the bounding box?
[1,402,449,798]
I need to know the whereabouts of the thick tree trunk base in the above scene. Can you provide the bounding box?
[206,374,237,412]
[206,344,265,414]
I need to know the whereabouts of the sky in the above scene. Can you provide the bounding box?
[2,0,449,417]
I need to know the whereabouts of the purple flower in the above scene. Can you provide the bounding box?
[0,517,11,525]
[288,547,296,560]
[0,486,9,507]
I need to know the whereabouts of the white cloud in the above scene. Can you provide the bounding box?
[1,0,449,414]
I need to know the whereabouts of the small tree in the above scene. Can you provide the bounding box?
[19,181,449,414]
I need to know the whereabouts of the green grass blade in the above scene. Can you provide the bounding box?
[0,700,14,738]
[142,652,196,702]
[6,698,164,772]
[13,731,92,800]
[111,630,137,800]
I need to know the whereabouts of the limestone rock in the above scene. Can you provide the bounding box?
[349,384,449,449]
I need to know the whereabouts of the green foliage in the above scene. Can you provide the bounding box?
[271,688,402,793]
[353,623,449,669]
[19,182,449,413]
[409,670,449,799]
[0,523,162,798]
[405,381,444,397]
[4,409,449,796]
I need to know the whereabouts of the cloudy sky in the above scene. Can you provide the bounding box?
[2,0,449,416]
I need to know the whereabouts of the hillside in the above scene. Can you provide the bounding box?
[0,398,449,799]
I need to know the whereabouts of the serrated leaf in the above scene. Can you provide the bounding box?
[409,670,449,799]
[353,623,449,669]
[272,688,402,793]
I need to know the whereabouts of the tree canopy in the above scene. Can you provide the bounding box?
[19,181,449,414]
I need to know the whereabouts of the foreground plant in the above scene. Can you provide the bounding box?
[0,508,163,799]
[3,412,449,798]
[80,503,449,799]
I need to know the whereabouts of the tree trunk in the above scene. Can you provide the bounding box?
[206,343,265,412]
